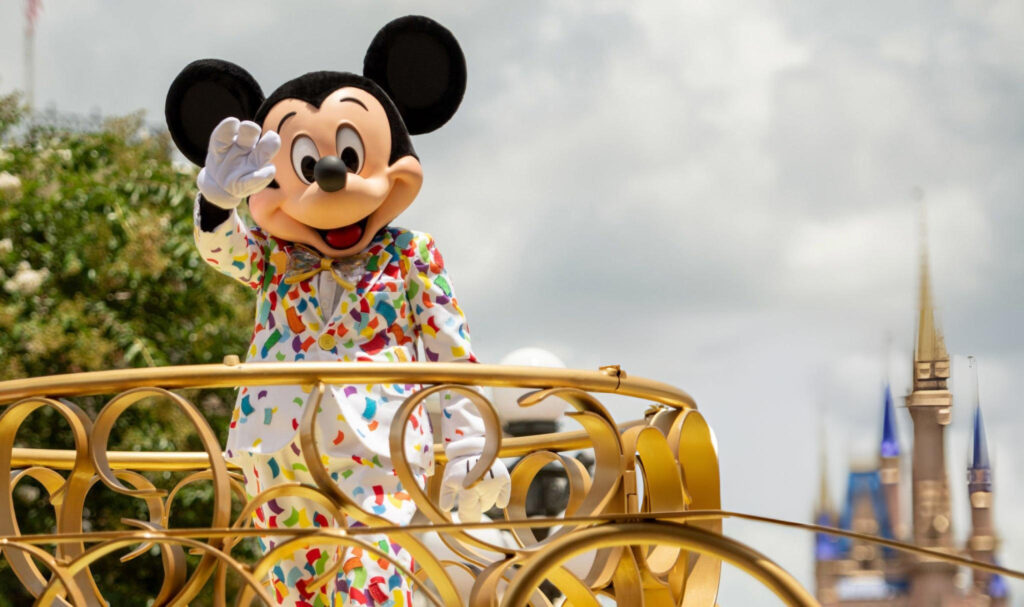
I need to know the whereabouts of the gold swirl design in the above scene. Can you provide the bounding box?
[0,396,102,604]
[0,362,1017,606]
[90,387,233,605]
[502,521,817,607]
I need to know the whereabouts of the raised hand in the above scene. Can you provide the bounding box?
[197,117,281,209]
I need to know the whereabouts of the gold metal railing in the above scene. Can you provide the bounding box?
[0,361,751,606]
[4,362,1018,606]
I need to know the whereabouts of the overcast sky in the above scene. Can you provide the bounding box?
[2,1,1023,604]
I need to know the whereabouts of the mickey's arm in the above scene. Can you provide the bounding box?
[408,233,510,521]
[193,197,266,289]
[193,118,280,289]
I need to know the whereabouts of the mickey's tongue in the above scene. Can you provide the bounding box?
[324,223,364,249]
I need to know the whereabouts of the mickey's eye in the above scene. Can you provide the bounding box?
[336,126,364,174]
[290,136,319,184]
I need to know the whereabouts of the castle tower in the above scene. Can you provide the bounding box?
[878,384,903,540]
[966,400,1006,604]
[813,440,840,605]
[906,225,957,603]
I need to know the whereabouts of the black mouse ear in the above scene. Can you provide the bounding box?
[363,16,466,135]
[165,59,264,166]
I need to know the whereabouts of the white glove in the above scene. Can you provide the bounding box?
[439,437,511,523]
[197,117,281,209]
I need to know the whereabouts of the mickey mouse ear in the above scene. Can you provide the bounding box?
[364,16,467,135]
[165,59,264,166]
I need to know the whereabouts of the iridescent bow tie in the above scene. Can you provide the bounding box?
[282,245,368,289]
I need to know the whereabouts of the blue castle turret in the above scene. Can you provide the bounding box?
[965,371,1005,604]
[969,405,991,491]
[878,384,903,541]
[880,385,899,458]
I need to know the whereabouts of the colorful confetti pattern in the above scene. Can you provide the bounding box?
[239,441,422,607]
[195,202,483,605]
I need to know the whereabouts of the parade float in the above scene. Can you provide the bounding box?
[0,12,1020,607]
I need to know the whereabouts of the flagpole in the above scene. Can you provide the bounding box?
[24,0,37,111]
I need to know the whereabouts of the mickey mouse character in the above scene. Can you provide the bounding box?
[165,16,510,606]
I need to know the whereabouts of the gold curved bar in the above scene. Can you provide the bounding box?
[8,419,647,471]
[620,426,687,577]
[1,509,1020,605]
[504,451,591,547]
[669,409,722,607]
[99,471,166,563]
[298,383,379,522]
[9,448,234,471]
[34,534,275,607]
[294,383,469,603]
[700,510,1024,582]
[88,387,233,606]
[4,466,69,597]
[119,519,187,605]
[501,521,818,607]
[0,362,695,409]
[4,508,1023,583]
[390,384,517,559]
[0,396,104,605]
[0,539,87,607]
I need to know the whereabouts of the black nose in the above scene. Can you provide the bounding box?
[313,156,347,192]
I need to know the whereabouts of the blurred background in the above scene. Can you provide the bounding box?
[1,1,1022,604]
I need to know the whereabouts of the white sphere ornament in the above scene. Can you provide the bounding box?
[493,347,567,423]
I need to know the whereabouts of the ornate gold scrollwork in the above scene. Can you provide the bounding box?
[669,409,722,607]
[12,364,1020,606]
[298,381,467,605]
[502,521,817,607]
[90,387,233,605]
[0,396,102,605]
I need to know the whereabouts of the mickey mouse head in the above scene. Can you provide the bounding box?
[165,16,466,257]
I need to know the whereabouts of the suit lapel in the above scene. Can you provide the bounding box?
[354,230,394,295]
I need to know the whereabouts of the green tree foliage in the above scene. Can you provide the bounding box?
[0,92,257,605]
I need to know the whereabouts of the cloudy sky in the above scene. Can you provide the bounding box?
[2,1,1023,604]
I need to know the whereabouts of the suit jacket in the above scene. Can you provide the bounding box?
[194,201,484,475]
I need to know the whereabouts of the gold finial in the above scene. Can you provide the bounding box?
[817,423,833,514]
[914,193,949,387]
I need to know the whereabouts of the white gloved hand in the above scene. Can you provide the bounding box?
[439,438,511,523]
[197,117,281,209]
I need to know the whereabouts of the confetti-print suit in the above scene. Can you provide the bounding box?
[195,200,485,606]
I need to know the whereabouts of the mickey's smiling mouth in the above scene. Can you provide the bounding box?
[315,216,369,250]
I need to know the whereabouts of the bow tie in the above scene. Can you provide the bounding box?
[282,245,369,289]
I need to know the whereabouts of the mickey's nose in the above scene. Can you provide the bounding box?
[313,156,348,192]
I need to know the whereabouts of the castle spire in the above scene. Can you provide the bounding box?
[971,405,992,474]
[969,358,992,477]
[880,384,900,458]
[966,357,1000,601]
[817,439,833,514]
[914,205,950,390]
[814,429,841,566]
[814,429,841,600]
[879,382,903,539]
[906,196,957,603]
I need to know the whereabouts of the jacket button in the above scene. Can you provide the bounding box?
[318,333,336,350]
